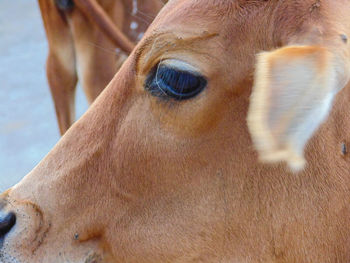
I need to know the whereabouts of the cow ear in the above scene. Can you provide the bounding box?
[247,46,340,171]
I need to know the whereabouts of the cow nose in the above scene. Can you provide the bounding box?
[0,212,16,238]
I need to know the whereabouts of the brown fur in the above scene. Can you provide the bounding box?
[2,0,350,262]
[38,0,165,135]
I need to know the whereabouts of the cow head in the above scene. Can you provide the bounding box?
[2,0,350,262]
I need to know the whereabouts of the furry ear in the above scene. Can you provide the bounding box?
[247,46,340,171]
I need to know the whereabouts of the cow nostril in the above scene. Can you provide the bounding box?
[0,212,16,237]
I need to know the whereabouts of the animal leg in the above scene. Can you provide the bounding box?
[38,0,78,135]
[46,51,77,135]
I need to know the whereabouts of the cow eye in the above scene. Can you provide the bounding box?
[145,61,207,100]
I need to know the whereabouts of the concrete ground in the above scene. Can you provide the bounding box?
[0,0,88,191]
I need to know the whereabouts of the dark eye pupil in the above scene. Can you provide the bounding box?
[145,65,207,100]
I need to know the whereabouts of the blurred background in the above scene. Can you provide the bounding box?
[0,0,88,191]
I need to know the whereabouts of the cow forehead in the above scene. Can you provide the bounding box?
[151,0,321,47]
[157,0,263,26]
[146,1,268,51]
[156,0,328,35]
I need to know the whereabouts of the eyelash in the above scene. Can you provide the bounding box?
[145,64,207,100]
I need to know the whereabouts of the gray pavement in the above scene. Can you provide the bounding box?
[0,0,88,191]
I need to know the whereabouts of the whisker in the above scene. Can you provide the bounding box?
[145,34,162,61]
[128,13,153,26]
[134,10,157,20]
[84,41,120,55]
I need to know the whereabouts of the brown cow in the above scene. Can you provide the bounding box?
[38,0,166,135]
[1,0,350,262]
